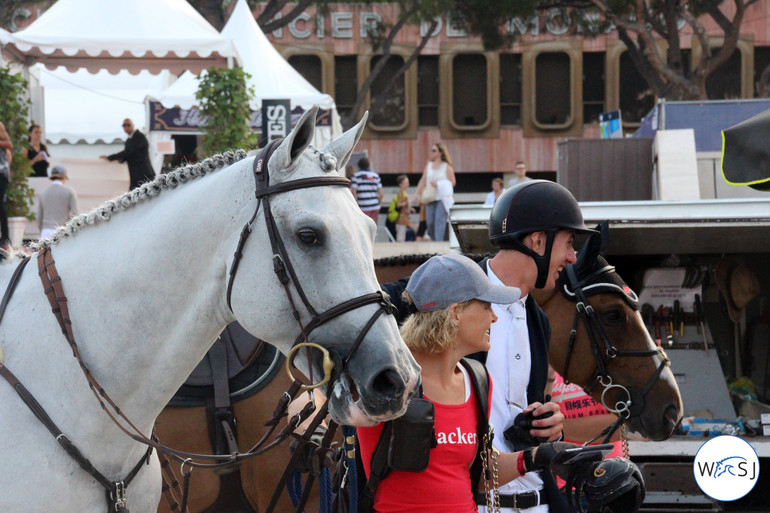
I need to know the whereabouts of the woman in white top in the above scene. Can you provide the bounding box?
[414,142,456,241]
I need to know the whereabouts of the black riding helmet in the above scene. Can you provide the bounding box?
[566,457,646,513]
[489,180,597,288]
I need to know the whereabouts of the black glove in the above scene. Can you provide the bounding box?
[503,410,554,451]
[528,442,612,480]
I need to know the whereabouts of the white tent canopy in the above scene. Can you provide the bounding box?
[37,66,173,144]
[0,0,238,74]
[152,0,334,110]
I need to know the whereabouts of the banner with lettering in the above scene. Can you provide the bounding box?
[149,102,332,134]
[261,99,292,145]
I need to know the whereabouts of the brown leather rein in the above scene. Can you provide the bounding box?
[0,143,398,513]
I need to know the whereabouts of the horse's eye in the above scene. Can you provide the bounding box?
[297,228,320,245]
[602,308,624,324]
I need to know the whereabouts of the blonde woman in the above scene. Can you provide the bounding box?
[414,142,455,241]
[358,255,588,513]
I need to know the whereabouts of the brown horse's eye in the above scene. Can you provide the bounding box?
[602,307,624,325]
[297,228,320,246]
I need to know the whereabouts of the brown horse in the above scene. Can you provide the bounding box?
[532,224,683,441]
[155,229,682,513]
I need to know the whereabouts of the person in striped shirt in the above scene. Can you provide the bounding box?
[351,157,383,226]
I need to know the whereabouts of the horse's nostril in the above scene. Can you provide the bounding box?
[370,368,406,400]
[664,404,681,433]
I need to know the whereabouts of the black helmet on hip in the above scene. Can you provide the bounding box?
[565,457,645,513]
[489,180,596,288]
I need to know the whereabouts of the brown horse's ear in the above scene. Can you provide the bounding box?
[576,222,608,274]
[597,221,609,256]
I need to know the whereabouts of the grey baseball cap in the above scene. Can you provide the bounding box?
[407,254,521,312]
[49,165,67,178]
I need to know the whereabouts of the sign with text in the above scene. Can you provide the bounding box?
[261,99,292,146]
[599,110,622,139]
[149,102,333,133]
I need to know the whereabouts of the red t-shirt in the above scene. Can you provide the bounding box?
[357,371,492,513]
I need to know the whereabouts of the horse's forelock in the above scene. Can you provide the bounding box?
[318,150,337,173]
[29,149,250,251]
[303,146,337,174]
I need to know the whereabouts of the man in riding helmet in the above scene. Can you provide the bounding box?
[475,180,598,513]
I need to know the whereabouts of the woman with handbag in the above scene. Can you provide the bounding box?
[414,143,455,241]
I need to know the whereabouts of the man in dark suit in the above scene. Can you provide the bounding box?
[100,118,155,190]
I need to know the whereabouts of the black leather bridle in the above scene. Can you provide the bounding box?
[225,139,397,391]
[560,263,670,422]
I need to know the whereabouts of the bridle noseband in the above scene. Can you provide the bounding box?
[561,263,670,422]
[226,139,396,388]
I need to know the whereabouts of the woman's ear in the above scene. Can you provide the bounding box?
[449,303,461,324]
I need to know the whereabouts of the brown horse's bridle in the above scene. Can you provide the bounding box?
[560,263,671,426]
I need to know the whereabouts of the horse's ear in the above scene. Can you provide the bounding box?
[322,111,368,171]
[271,105,318,175]
[575,222,607,273]
[597,221,609,256]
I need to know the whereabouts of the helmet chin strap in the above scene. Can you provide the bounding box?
[506,230,557,290]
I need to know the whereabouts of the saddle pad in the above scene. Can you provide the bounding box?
[169,322,284,407]
[169,343,284,407]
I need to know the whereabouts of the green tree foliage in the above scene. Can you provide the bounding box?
[0,65,36,220]
[195,66,256,156]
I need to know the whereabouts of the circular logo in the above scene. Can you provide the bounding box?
[693,435,759,501]
[593,467,606,477]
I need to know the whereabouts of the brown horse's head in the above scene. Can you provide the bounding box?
[537,223,683,441]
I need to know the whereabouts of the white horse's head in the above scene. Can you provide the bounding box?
[229,107,420,425]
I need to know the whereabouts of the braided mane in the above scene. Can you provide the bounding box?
[31,149,250,250]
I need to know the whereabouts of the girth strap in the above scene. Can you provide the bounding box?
[208,338,240,458]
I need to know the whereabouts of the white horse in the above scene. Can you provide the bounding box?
[0,108,420,513]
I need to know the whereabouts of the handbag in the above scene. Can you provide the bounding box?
[387,195,399,223]
[387,397,435,472]
[420,185,436,204]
